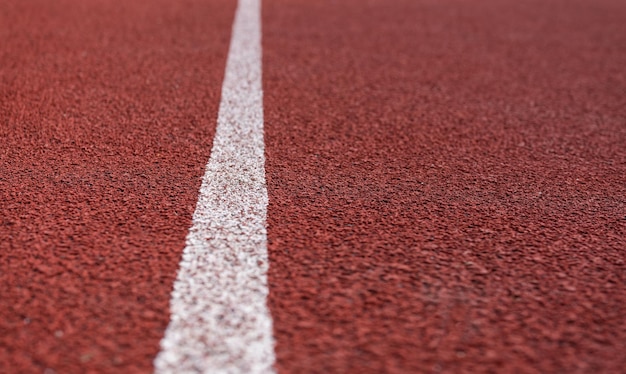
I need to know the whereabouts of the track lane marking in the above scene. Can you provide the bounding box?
[154,0,275,372]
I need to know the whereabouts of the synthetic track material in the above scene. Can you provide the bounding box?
[262,0,626,372]
[155,0,275,372]
[0,0,235,372]
[2,0,626,373]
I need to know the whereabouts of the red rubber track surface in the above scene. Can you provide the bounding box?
[0,0,235,372]
[263,0,626,373]
[1,0,626,373]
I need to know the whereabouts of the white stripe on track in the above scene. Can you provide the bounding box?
[154,0,275,373]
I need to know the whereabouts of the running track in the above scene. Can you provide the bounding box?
[1,0,625,373]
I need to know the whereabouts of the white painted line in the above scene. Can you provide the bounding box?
[153,0,275,373]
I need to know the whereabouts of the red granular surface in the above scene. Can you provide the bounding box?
[0,0,235,372]
[263,0,626,372]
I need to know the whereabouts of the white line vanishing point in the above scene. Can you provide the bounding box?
[154,0,275,373]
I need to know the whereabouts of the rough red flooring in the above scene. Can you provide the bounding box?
[1,0,625,373]
[263,0,626,373]
[0,0,235,372]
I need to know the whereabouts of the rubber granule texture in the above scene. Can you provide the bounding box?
[263,0,626,373]
[0,0,235,372]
